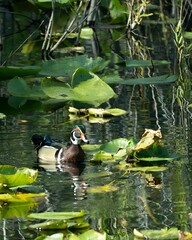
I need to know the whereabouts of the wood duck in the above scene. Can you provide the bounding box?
[32,125,89,164]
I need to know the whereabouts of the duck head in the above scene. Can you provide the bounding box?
[70,125,89,145]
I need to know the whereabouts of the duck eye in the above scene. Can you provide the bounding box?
[75,129,81,138]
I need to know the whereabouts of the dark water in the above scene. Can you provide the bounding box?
[0,92,192,239]
[1,9,192,240]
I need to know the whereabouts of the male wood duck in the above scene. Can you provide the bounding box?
[32,125,89,164]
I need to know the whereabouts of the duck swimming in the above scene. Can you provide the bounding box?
[32,125,89,164]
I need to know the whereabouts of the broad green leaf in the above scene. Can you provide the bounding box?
[42,69,116,106]
[34,233,64,240]
[137,157,175,162]
[0,192,45,202]
[42,77,74,100]
[8,96,27,109]
[100,138,136,154]
[30,220,89,230]
[0,165,38,187]
[88,108,127,116]
[126,59,170,67]
[0,66,41,80]
[87,184,118,193]
[39,55,108,77]
[104,74,177,85]
[78,229,107,240]
[28,210,85,220]
[134,227,179,239]
[0,200,38,219]
[71,68,116,106]
[8,77,31,97]
[30,220,68,230]
[0,113,5,119]
[125,166,168,172]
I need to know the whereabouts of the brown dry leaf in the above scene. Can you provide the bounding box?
[134,129,162,151]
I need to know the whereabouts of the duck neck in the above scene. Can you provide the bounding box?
[70,132,81,145]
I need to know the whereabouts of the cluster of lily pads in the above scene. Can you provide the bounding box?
[0,55,177,117]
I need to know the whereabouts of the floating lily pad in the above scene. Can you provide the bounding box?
[28,210,85,220]
[134,227,179,239]
[104,74,177,85]
[0,66,41,80]
[0,165,38,187]
[42,68,116,106]
[87,184,119,193]
[69,107,127,117]
[126,59,170,67]
[39,55,108,77]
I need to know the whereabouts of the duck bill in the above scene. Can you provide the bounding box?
[81,134,89,144]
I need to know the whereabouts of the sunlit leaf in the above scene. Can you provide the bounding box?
[71,68,116,106]
[28,210,85,220]
[0,113,5,119]
[100,138,136,154]
[0,165,38,187]
[42,69,116,106]
[30,220,68,230]
[0,200,38,219]
[69,107,127,117]
[34,233,64,240]
[134,227,179,239]
[0,66,41,80]
[0,192,45,202]
[134,129,162,151]
[78,229,107,240]
[87,184,119,193]
[137,157,174,162]
[124,166,168,172]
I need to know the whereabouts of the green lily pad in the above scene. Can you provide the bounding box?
[134,227,179,239]
[0,66,41,80]
[0,200,38,219]
[0,165,38,187]
[78,229,106,240]
[34,233,64,240]
[28,210,85,220]
[87,184,119,193]
[100,138,136,154]
[42,68,116,106]
[104,74,177,85]
[39,55,108,77]
[126,59,170,67]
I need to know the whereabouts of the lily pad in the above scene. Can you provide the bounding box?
[87,184,119,193]
[0,66,41,80]
[126,59,170,67]
[28,210,85,220]
[100,138,136,154]
[104,74,177,85]
[39,55,108,77]
[42,68,116,106]
[134,227,179,239]
[0,165,38,187]
[69,107,127,117]
[78,229,106,240]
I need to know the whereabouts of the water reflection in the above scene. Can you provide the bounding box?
[35,160,87,201]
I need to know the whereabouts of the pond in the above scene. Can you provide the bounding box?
[1,3,192,240]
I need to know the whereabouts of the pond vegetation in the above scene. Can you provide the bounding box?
[1,0,192,239]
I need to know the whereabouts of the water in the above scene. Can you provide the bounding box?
[0,93,192,239]
[1,8,192,240]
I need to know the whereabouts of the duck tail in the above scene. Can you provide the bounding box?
[31,134,52,149]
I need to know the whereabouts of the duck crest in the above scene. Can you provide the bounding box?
[32,125,89,164]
